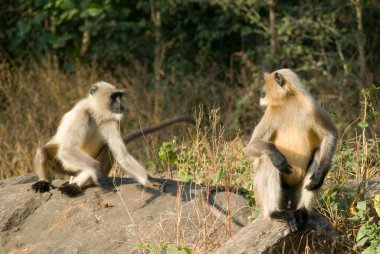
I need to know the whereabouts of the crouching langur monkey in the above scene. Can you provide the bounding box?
[31,81,195,197]
[244,69,337,232]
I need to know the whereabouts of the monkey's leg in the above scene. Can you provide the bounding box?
[94,145,115,188]
[269,185,309,232]
[31,143,59,193]
[257,158,308,232]
[287,158,320,231]
[270,169,317,232]
[254,157,283,217]
[95,145,114,176]
[274,171,319,232]
[57,148,103,197]
[298,170,318,211]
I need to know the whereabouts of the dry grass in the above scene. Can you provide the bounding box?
[0,58,191,179]
[0,55,245,179]
[1,57,378,253]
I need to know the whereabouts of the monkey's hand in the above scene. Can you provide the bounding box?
[269,151,292,174]
[305,171,326,190]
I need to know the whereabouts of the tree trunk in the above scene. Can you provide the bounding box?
[268,0,277,53]
[150,0,164,122]
[353,0,367,88]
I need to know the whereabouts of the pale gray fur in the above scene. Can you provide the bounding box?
[253,157,282,217]
[32,81,150,195]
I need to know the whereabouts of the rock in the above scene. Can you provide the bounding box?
[0,174,347,253]
[0,175,244,253]
[213,212,351,254]
[353,179,380,199]
[209,191,252,228]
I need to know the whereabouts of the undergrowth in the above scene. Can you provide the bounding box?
[158,109,252,191]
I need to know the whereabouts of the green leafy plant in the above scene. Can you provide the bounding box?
[350,200,380,253]
[158,110,252,190]
[134,242,192,254]
[158,137,179,164]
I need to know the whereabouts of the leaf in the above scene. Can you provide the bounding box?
[60,9,79,21]
[182,247,193,254]
[17,21,31,36]
[33,11,47,24]
[36,0,48,7]
[372,110,380,117]
[362,244,377,254]
[357,200,366,212]
[355,236,369,248]
[87,4,103,17]
[215,169,227,182]
[357,121,368,129]
[362,247,371,254]
[356,225,367,242]
[374,194,380,217]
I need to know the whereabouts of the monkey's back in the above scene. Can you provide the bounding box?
[53,99,104,158]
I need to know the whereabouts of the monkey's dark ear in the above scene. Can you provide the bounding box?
[89,85,99,95]
[274,72,284,86]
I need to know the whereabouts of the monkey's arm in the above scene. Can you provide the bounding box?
[244,116,292,174]
[245,140,292,174]
[306,110,338,190]
[95,115,195,176]
[100,123,149,185]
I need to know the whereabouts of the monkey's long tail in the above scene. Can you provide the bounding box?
[123,115,195,144]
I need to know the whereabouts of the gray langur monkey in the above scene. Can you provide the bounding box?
[244,69,337,232]
[31,81,195,197]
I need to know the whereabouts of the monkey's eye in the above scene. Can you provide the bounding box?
[274,73,284,86]
[89,85,99,95]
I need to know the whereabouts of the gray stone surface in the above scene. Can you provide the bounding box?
[0,175,250,253]
[213,212,352,254]
[1,174,350,253]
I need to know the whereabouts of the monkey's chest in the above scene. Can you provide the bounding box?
[273,128,319,184]
[80,129,105,158]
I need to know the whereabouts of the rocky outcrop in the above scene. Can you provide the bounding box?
[0,174,250,253]
[0,174,350,253]
[213,212,351,254]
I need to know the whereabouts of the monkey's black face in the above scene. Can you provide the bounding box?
[110,92,124,114]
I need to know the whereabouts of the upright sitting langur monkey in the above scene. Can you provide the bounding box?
[31,81,194,197]
[244,69,337,232]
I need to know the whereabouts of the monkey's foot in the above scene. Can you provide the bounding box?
[153,182,166,193]
[138,181,166,193]
[32,181,51,193]
[270,208,309,232]
[58,182,82,197]
[146,176,166,193]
